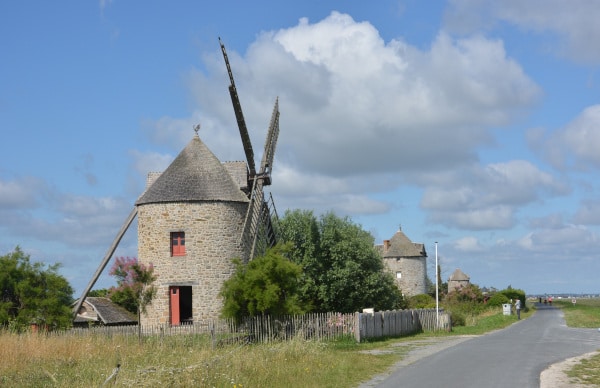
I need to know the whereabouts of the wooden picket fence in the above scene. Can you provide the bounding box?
[58,309,450,344]
[355,309,451,342]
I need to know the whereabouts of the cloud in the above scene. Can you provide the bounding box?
[99,0,113,16]
[517,224,596,257]
[145,12,540,229]
[573,199,600,225]
[419,160,568,230]
[445,0,600,64]
[453,236,485,252]
[129,149,174,178]
[0,176,47,210]
[0,173,132,251]
[529,105,600,171]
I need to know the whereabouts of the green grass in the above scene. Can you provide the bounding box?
[554,297,600,328]
[553,297,600,386]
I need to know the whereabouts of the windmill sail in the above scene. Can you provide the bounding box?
[259,98,279,186]
[219,38,256,177]
[219,39,280,262]
[240,100,280,260]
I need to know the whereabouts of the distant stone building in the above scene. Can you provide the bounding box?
[376,228,427,297]
[448,268,470,291]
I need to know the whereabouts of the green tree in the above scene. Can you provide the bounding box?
[87,288,108,297]
[279,210,405,313]
[220,244,305,324]
[0,247,73,331]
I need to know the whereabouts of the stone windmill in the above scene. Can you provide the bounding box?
[74,40,280,325]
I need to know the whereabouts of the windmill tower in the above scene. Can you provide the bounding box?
[73,40,280,326]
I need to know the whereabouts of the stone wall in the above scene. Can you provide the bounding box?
[383,256,427,297]
[137,200,247,326]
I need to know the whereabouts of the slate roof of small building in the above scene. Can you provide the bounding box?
[223,161,249,193]
[379,229,427,258]
[449,268,470,281]
[136,135,249,205]
[74,297,137,325]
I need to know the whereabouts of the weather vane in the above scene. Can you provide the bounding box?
[193,123,201,135]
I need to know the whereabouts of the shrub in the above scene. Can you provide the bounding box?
[486,292,510,307]
[449,310,466,326]
[408,294,436,309]
[499,286,526,310]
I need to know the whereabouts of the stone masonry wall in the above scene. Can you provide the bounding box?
[137,201,247,326]
[383,256,427,297]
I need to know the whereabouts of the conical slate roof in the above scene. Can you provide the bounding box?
[136,135,249,205]
[449,268,470,281]
[383,229,426,258]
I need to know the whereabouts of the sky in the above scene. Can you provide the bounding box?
[1,0,600,298]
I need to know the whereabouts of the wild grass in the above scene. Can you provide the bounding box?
[0,332,395,387]
[554,297,600,386]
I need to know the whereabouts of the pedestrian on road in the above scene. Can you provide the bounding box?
[515,298,521,320]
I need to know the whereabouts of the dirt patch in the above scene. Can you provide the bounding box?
[540,351,600,388]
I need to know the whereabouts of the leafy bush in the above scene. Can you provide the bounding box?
[498,286,526,310]
[408,294,436,309]
[220,244,306,324]
[449,310,466,326]
[486,292,510,307]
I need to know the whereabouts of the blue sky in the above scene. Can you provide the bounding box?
[2,0,600,297]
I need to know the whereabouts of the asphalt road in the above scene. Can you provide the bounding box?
[374,304,600,388]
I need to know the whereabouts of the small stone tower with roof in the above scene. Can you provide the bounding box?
[448,268,470,291]
[377,227,427,297]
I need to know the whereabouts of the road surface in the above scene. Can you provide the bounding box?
[367,304,600,387]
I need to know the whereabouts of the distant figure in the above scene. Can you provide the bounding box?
[515,299,521,320]
[548,296,553,305]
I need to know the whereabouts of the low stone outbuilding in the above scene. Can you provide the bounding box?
[73,297,137,326]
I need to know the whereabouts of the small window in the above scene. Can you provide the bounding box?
[171,232,186,256]
[396,271,402,279]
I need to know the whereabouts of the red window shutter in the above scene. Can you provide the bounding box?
[171,232,186,256]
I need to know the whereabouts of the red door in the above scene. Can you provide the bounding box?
[170,286,180,325]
